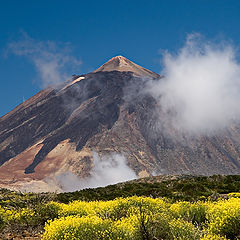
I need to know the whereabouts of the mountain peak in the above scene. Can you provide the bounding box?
[94,55,159,78]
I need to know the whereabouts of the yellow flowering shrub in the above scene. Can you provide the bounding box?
[0,205,14,221]
[0,205,14,229]
[170,201,209,225]
[11,207,35,225]
[42,197,174,240]
[97,196,169,220]
[200,233,227,240]
[111,215,140,240]
[94,199,121,219]
[169,218,201,240]
[140,211,174,239]
[39,196,240,239]
[206,198,240,238]
[54,196,169,220]
[228,192,240,198]
[43,215,138,240]
[57,200,96,217]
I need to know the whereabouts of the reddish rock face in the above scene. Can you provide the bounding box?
[0,56,240,191]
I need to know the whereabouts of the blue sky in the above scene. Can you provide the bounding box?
[1,0,240,117]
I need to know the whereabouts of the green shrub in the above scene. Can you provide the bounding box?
[140,212,173,239]
[10,208,35,226]
[34,202,61,224]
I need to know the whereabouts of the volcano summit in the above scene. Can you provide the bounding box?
[0,56,240,192]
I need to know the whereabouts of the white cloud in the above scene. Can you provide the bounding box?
[7,32,82,87]
[147,34,240,135]
[53,152,137,192]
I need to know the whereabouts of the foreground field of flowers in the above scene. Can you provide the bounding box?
[2,189,240,240]
[42,195,240,239]
[2,195,240,239]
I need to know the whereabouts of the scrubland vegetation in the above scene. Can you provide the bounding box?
[1,175,240,239]
[42,196,240,240]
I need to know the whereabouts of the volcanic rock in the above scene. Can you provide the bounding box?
[0,56,240,192]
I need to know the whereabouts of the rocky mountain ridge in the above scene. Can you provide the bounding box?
[0,56,240,192]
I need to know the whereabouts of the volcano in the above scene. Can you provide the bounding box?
[1,56,240,192]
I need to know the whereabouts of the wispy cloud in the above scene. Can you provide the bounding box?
[7,32,82,88]
[51,152,137,192]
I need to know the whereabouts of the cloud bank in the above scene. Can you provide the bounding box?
[52,152,137,192]
[148,34,240,136]
[7,32,81,87]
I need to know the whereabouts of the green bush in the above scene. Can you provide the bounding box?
[34,202,60,224]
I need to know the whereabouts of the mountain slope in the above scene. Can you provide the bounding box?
[0,56,240,192]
